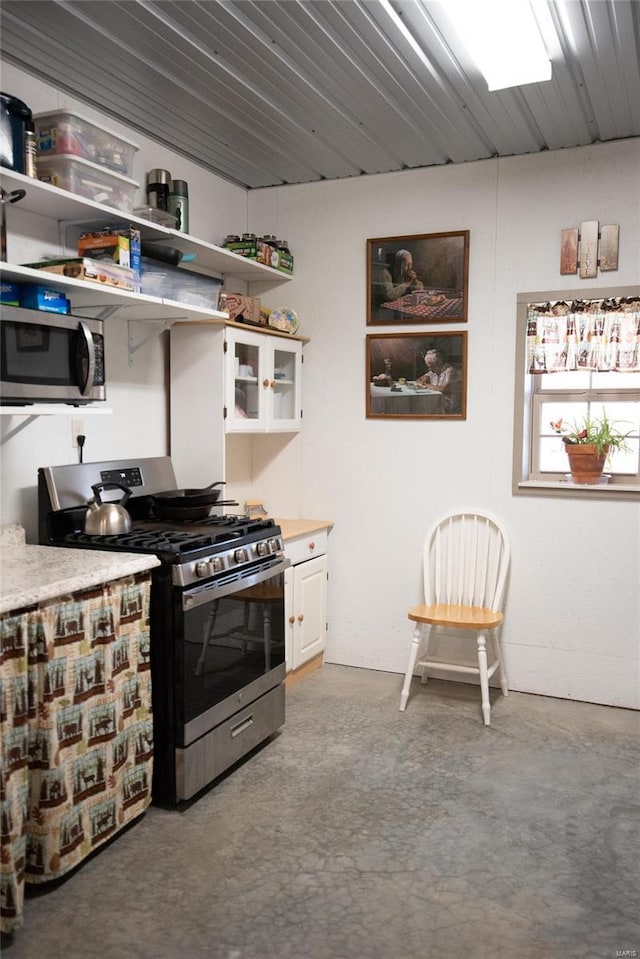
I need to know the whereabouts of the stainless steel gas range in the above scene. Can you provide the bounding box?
[38,456,289,804]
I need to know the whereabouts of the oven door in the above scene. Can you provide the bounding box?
[176,556,289,748]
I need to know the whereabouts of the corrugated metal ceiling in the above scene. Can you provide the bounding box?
[1,0,639,189]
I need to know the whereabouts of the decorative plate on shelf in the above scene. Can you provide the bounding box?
[268,307,299,334]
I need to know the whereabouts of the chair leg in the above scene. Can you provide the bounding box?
[420,623,432,684]
[399,623,422,711]
[492,631,509,696]
[477,631,491,726]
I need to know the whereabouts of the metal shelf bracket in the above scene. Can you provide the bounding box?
[128,318,177,365]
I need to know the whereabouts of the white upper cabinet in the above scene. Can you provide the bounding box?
[225,327,302,434]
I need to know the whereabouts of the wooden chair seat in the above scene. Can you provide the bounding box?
[408,603,503,630]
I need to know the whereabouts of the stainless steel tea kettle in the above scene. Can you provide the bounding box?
[84,482,132,535]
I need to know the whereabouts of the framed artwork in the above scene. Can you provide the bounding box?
[366,331,467,419]
[560,228,579,275]
[367,231,469,325]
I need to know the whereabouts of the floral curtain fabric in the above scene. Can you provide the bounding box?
[526,297,640,374]
[0,572,153,935]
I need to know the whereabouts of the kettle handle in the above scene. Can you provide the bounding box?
[91,482,131,507]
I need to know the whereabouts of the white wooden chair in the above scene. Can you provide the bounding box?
[399,510,510,725]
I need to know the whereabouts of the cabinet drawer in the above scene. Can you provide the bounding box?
[285,529,328,566]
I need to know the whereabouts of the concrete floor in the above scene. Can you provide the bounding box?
[4,664,639,959]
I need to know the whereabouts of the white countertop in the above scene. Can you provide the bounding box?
[0,541,160,615]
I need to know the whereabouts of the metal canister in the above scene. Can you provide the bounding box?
[168,179,189,233]
[24,119,37,178]
[146,169,171,211]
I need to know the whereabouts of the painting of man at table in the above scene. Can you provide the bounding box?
[366,332,467,419]
[367,231,469,324]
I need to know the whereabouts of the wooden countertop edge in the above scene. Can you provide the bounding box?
[275,518,334,541]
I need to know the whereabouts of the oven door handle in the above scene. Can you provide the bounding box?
[182,556,290,610]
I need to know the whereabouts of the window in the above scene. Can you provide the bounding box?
[513,288,640,496]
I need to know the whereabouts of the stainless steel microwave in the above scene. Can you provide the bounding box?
[0,305,106,404]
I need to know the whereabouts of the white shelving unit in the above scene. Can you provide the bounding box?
[0,169,294,399]
[0,170,292,287]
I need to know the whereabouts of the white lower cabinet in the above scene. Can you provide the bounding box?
[284,535,328,671]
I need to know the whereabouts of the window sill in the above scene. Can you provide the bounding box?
[516,479,640,499]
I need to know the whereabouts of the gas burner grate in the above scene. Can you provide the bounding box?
[65,529,216,556]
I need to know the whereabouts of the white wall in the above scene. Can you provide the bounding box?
[248,140,640,709]
[2,62,638,708]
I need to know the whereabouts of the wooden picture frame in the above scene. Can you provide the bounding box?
[366,331,467,419]
[367,231,469,325]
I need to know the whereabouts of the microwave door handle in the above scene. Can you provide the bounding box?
[77,320,96,396]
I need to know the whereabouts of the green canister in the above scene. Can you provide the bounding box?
[168,179,189,233]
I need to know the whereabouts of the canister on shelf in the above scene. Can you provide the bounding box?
[168,179,189,233]
[24,119,37,178]
[146,168,171,211]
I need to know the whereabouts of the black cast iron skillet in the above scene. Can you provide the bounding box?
[152,498,236,522]
[151,481,225,510]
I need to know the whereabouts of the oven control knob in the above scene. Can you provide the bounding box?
[195,561,211,578]
[211,556,224,572]
[234,548,248,563]
[256,541,268,557]
[268,538,281,554]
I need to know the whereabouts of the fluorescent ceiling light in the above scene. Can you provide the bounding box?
[443,0,552,91]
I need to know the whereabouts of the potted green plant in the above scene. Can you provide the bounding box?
[561,409,632,484]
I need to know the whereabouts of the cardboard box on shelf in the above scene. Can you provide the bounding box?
[218,292,262,326]
[276,251,294,274]
[223,240,257,259]
[78,226,141,291]
[19,284,70,313]
[1,282,22,305]
[256,240,279,268]
[23,257,136,291]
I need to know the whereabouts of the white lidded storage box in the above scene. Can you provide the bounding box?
[33,109,139,177]
[38,154,139,212]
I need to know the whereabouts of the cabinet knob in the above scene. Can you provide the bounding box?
[289,615,295,625]
[297,614,304,623]
[309,541,315,550]
[270,380,276,390]
[262,378,270,388]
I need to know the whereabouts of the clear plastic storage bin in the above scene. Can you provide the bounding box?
[140,257,221,309]
[34,110,139,176]
[37,154,139,212]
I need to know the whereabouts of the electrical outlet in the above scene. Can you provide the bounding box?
[71,417,85,447]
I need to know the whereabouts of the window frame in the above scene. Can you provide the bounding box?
[513,285,640,500]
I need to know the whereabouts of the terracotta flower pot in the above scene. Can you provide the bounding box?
[565,443,609,484]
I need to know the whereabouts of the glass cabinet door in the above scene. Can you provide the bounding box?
[225,328,266,431]
[267,340,302,431]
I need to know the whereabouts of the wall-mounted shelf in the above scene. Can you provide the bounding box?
[0,169,292,287]
[0,405,112,415]
[0,263,229,324]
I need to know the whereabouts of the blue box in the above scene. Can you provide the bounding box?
[19,284,70,313]
[1,282,21,305]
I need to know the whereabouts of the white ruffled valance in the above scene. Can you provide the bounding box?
[527,297,640,374]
